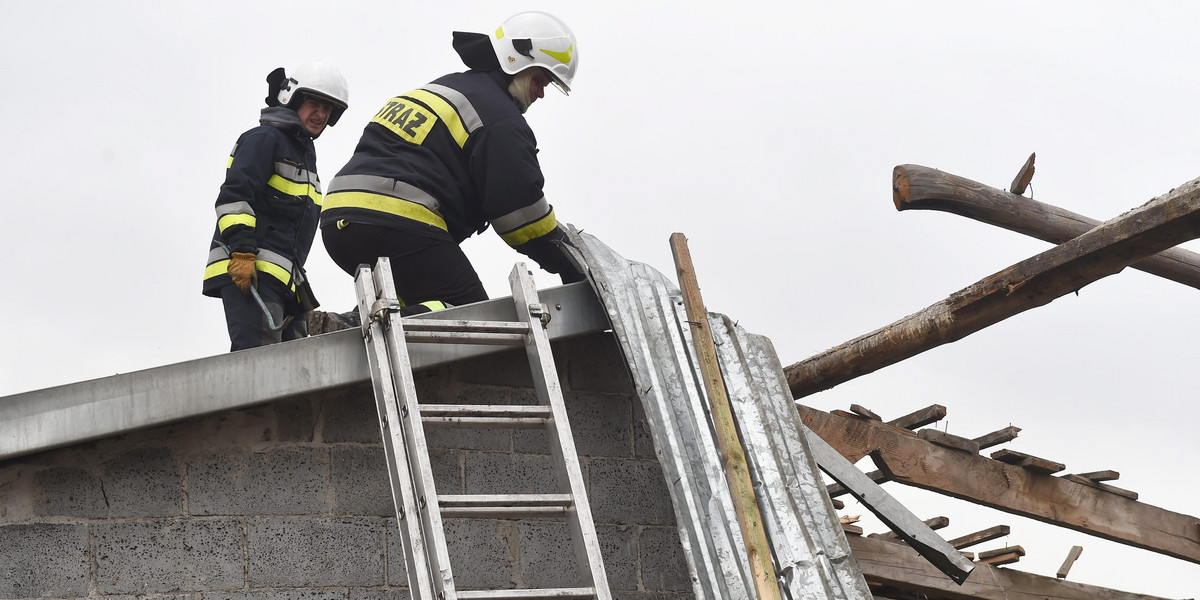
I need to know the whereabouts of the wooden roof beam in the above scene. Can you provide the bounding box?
[798,404,1200,564]
[786,169,1200,398]
[893,163,1200,291]
[849,534,1174,600]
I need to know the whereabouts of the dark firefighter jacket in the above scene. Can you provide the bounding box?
[319,69,579,278]
[203,107,323,299]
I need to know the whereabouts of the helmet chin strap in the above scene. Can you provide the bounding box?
[507,70,537,113]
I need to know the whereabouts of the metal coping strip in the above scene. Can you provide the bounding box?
[0,281,608,461]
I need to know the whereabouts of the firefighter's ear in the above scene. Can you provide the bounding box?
[264,67,287,107]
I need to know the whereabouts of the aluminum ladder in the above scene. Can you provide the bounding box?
[354,257,612,600]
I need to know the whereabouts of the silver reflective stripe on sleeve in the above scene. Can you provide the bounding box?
[208,246,230,263]
[216,201,255,218]
[492,197,551,233]
[327,174,443,214]
[274,162,323,194]
[256,248,295,275]
[423,83,484,134]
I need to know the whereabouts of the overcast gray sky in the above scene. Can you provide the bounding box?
[3,1,1198,596]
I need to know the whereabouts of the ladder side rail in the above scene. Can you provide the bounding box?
[354,268,439,599]
[508,264,612,599]
[373,258,459,600]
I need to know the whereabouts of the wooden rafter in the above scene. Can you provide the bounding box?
[850,535,1172,600]
[785,168,1200,398]
[892,163,1200,290]
[798,404,1200,565]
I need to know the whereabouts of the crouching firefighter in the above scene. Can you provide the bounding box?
[317,11,585,320]
[202,60,350,351]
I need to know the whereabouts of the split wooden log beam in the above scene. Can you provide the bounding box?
[799,404,1200,565]
[848,534,1172,600]
[893,163,1200,290]
[786,169,1200,398]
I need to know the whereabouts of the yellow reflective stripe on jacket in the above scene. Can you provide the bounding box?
[268,176,322,206]
[218,213,256,232]
[500,209,558,246]
[324,191,448,231]
[204,259,231,281]
[401,89,471,148]
[255,259,293,287]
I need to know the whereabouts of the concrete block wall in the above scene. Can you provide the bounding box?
[0,333,693,600]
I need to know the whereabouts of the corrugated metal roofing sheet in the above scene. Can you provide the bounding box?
[571,230,870,600]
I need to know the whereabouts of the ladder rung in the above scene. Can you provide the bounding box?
[405,330,527,345]
[419,405,552,428]
[440,494,573,519]
[440,494,573,507]
[403,319,531,334]
[420,405,553,418]
[457,587,596,599]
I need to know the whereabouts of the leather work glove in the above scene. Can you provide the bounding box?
[228,252,258,294]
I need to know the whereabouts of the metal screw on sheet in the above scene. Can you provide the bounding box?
[419,495,427,509]
[401,405,408,418]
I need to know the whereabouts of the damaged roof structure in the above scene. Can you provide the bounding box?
[3,163,1199,599]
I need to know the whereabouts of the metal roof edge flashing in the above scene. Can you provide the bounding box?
[0,281,608,461]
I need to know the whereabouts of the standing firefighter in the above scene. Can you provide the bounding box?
[203,61,349,351]
[319,12,585,318]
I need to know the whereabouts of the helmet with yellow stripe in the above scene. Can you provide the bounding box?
[490,12,578,95]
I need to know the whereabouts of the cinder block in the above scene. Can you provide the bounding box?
[247,517,384,587]
[109,594,194,600]
[596,524,638,591]
[631,401,658,460]
[187,448,329,516]
[331,446,392,516]
[94,519,243,594]
[33,465,108,518]
[321,384,382,444]
[514,392,632,457]
[450,348,537,389]
[0,523,88,598]
[638,527,691,592]
[202,591,345,600]
[101,447,184,518]
[349,589,412,600]
[442,519,517,590]
[518,521,580,588]
[464,453,560,495]
[263,396,319,443]
[588,460,675,526]
[614,592,696,600]
[426,426,511,453]
[383,518,409,587]
[561,334,635,395]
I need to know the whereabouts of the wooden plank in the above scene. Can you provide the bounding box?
[669,233,780,600]
[827,469,889,498]
[1057,545,1084,579]
[804,426,976,584]
[918,428,981,454]
[991,449,1066,474]
[974,425,1021,450]
[848,534,1173,600]
[1010,152,1036,195]
[948,525,1010,550]
[1076,470,1120,482]
[886,404,946,430]
[850,404,881,421]
[785,168,1200,398]
[977,546,1025,566]
[892,163,1200,290]
[799,404,1200,564]
[869,516,950,543]
[1064,474,1139,500]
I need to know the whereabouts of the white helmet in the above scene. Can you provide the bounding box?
[490,12,578,95]
[270,60,350,126]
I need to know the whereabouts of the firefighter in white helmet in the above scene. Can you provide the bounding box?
[202,60,349,351]
[317,12,583,320]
